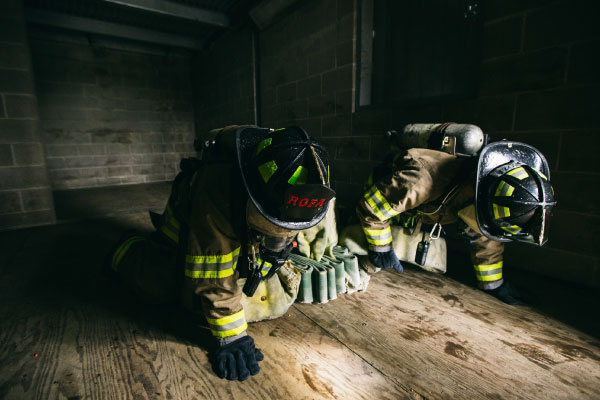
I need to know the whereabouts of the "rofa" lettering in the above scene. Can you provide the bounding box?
[287,195,326,208]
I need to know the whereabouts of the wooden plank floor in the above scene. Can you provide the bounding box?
[1,213,599,399]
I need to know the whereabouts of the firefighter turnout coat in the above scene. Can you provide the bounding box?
[111,127,297,340]
[357,148,505,290]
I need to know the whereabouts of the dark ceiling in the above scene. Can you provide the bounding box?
[24,0,259,50]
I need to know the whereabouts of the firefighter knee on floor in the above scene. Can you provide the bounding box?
[357,123,556,305]
[106,125,335,381]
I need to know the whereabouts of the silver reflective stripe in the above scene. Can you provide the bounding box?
[209,317,246,333]
[476,268,503,276]
[185,259,236,272]
[367,231,392,241]
[369,244,392,252]
[366,187,397,219]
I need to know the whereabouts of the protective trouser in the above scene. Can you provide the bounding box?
[109,232,181,305]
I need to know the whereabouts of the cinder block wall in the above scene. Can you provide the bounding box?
[192,0,599,286]
[0,0,55,230]
[193,26,257,137]
[259,0,357,210]
[390,0,600,287]
[29,37,196,189]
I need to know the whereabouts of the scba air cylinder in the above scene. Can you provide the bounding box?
[398,123,485,157]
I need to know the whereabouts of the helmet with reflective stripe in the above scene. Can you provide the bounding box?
[236,126,336,230]
[475,141,557,246]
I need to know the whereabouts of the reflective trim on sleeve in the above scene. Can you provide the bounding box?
[363,226,393,246]
[206,310,248,338]
[474,261,503,283]
[184,247,241,279]
[111,236,145,271]
[254,257,273,277]
[364,185,400,221]
[160,204,180,244]
[477,273,503,282]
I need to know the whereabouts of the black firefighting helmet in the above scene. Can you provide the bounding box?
[236,126,336,230]
[475,141,557,246]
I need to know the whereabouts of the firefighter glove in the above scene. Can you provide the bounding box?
[485,281,530,305]
[368,249,403,273]
[213,335,264,381]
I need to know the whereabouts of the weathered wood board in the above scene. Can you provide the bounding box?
[1,212,599,399]
[0,214,407,399]
[296,270,600,399]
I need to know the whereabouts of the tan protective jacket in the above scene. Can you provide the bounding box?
[158,127,296,339]
[357,148,504,289]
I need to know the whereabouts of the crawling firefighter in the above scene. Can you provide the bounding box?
[357,123,556,304]
[106,125,335,380]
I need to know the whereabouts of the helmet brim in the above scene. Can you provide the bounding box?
[475,141,552,243]
[236,126,333,230]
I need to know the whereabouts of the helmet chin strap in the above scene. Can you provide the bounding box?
[309,145,326,184]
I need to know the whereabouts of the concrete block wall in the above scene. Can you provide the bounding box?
[385,0,600,287]
[29,37,196,189]
[0,0,55,230]
[259,0,358,216]
[193,26,257,139]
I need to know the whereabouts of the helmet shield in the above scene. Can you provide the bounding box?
[236,126,335,230]
[475,141,556,246]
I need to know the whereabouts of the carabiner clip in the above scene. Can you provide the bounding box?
[429,223,442,240]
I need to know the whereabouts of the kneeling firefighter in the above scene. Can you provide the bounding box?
[357,123,556,304]
[106,125,335,380]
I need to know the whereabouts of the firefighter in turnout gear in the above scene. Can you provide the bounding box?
[357,124,556,304]
[106,125,335,381]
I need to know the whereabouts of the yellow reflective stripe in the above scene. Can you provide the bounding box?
[189,171,198,187]
[501,225,522,234]
[258,160,278,182]
[364,226,393,245]
[288,165,307,185]
[507,167,529,180]
[112,236,144,270]
[364,185,399,221]
[478,273,503,282]
[534,168,548,180]
[373,190,397,216]
[367,173,373,186]
[495,181,516,197]
[186,248,241,264]
[494,181,505,196]
[474,261,503,272]
[185,269,234,279]
[211,322,248,338]
[206,310,248,338]
[493,203,510,219]
[169,216,180,229]
[256,137,272,155]
[206,310,245,326]
[160,225,179,243]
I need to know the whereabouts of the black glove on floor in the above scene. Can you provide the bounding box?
[485,281,531,305]
[368,249,403,273]
[213,336,264,381]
